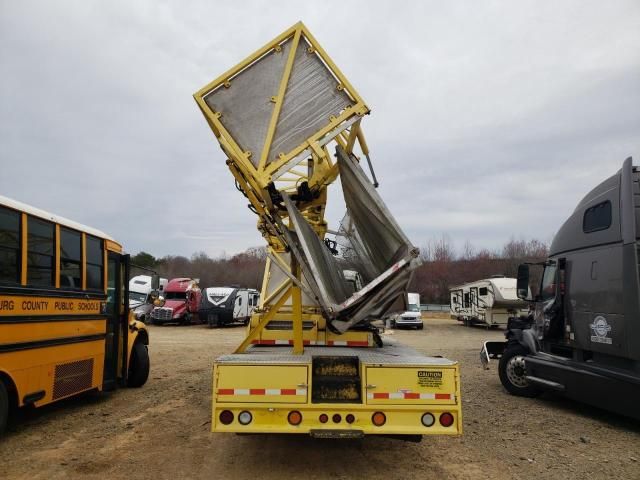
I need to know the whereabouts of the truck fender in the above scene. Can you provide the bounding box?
[506,328,537,354]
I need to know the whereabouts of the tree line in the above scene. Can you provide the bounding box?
[131,236,548,304]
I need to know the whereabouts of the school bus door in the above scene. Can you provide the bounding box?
[104,253,130,390]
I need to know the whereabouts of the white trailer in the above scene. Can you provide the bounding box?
[450,276,528,328]
[200,287,260,327]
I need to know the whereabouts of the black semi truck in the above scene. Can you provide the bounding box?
[482,157,640,419]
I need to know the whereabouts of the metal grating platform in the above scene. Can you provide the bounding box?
[216,338,456,366]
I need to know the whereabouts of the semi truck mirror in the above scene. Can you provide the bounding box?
[151,274,160,290]
[516,264,530,300]
[153,295,165,307]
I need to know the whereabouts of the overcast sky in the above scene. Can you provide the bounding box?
[1,1,639,258]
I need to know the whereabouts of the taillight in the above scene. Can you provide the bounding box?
[219,410,234,425]
[288,410,302,426]
[319,414,328,424]
[421,413,435,427]
[372,412,386,427]
[332,414,342,423]
[439,412,454,427]
[238,411,252,425]
[345,414,355,424]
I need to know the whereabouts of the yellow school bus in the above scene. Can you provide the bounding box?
[0,195,150,434]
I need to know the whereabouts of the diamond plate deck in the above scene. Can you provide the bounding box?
[216,337,456,366]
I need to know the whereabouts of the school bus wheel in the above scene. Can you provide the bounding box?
[127,341,150,388]
[0,380,9,435]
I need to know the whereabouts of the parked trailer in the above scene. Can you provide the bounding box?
[450,276,529,328]
[194,22,462,439]
[481,157,640,420]
[200,287,260,327]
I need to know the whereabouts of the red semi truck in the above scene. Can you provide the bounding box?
[150,278,201,325]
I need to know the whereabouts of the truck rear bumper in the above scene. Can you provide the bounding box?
[212,403,461,435]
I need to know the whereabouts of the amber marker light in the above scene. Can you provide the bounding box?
[288,410,302,426]
[371,412,386,426]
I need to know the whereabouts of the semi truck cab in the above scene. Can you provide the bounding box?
[481,157,640,419]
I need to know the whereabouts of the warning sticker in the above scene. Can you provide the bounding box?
[417,370,443,388]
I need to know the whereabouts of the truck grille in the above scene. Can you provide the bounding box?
[151,307,173,320]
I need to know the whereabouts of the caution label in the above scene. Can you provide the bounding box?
[417,370,443,388]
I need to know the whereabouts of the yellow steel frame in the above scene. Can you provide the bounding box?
[194,22,373,354]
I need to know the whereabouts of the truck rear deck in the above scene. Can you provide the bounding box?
[212,340,462,436]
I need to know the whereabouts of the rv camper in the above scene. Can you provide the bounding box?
[451,276,529,328]
[481,157,640,420]
[200,287,260,327]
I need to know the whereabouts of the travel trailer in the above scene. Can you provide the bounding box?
[450,276,529,327]
[200,287,260,327]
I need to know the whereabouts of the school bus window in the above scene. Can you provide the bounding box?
[60,227,82,289]
[27,216,55,287]
[106,257,116,315]
[86,235,103,290]
[0,206,20,284]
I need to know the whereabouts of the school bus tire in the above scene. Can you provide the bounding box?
[0,380,8,435]
[127,341,150,388]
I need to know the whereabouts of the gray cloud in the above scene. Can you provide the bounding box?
[1,1,639,258]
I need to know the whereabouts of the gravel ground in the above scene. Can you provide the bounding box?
[1,317,639,479]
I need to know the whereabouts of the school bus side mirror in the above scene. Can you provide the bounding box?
[151,274,160,291]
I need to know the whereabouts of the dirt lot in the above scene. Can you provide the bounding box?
[1,317,639,480]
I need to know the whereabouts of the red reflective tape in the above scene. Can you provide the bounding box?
[218,389,234,395]
[260,340,276,345]
[404,392,420,399]
[348,341,369,347]
[280,389,297,395]
[373,393,389,399]
[435,393,451,400]
[250,389,266,395]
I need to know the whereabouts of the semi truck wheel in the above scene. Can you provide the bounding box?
[498,344,540,397]
[0,381,8,435]
[127,341,150,388]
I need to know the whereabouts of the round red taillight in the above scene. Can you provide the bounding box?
[345,414,355,424]
[332,414,342,423]
[439,412,454,427]
[288,410,302,426]
[219,410,234,425]
[372,412,386,427]
[319,414,328,424]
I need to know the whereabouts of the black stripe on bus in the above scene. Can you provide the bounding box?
[0,314,107,324]
[0,285,106,300]
[0,334,106,353]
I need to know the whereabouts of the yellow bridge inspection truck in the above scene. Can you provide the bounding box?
[194,22,462,440]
